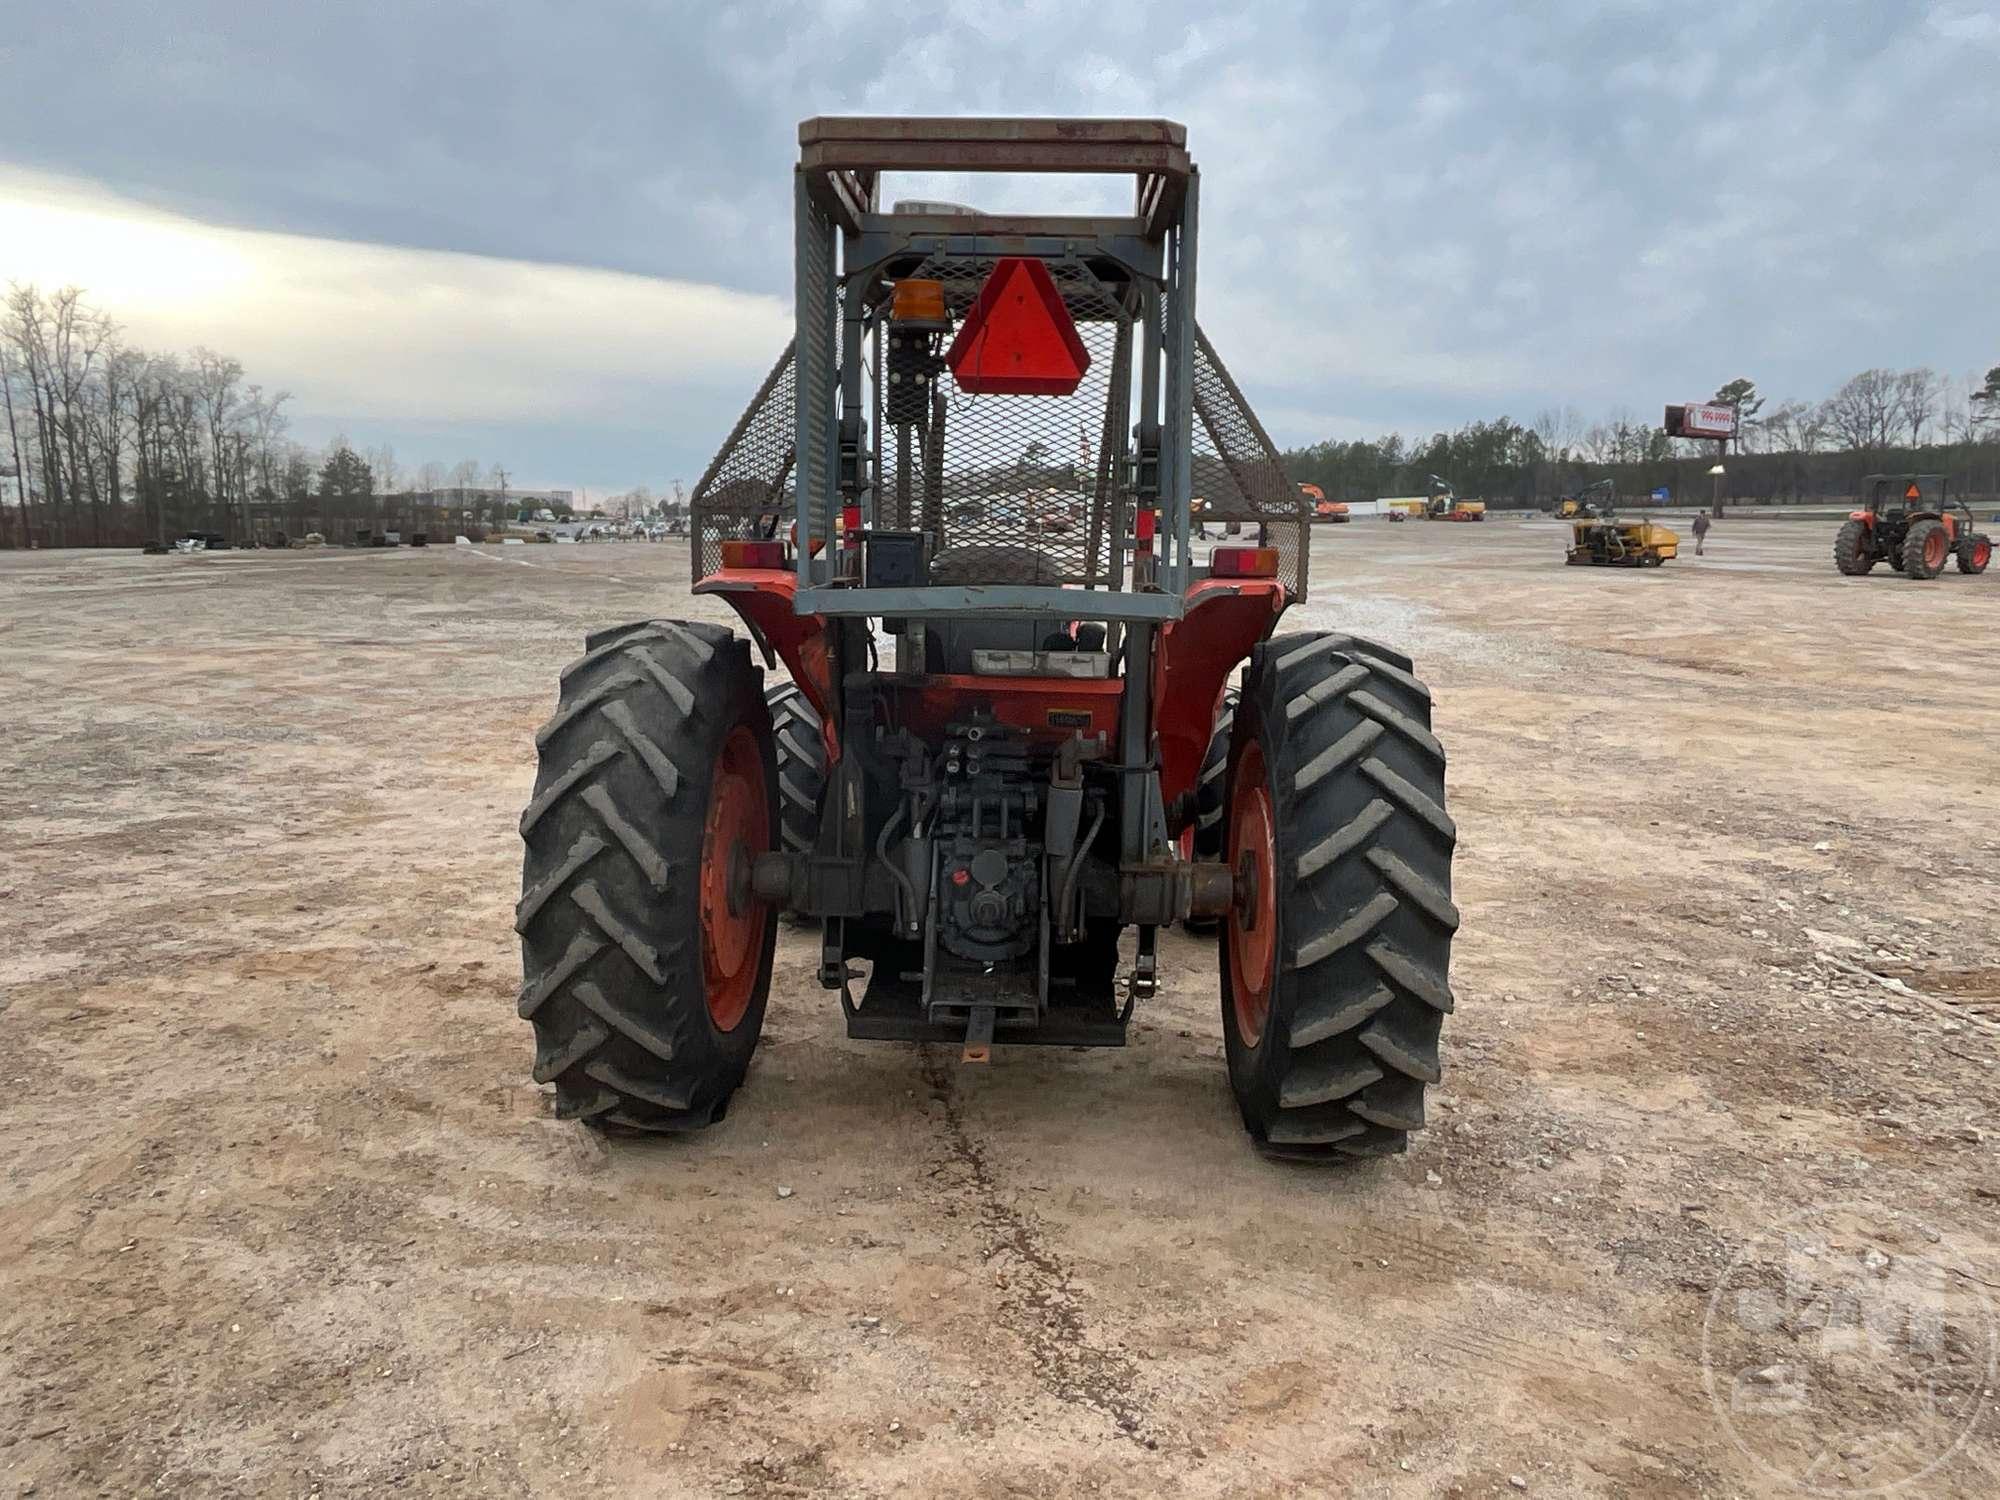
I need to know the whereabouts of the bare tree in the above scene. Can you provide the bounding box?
[190,347,246,533]
[1762,400,1823,455]
[242,385,291,503]
[368,443,399,497]
[1821,369,1897,454]
[6,284,116,542]
[1894,368,1941,447]
[1,342,35,544]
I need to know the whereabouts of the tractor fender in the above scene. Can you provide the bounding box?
[695,570,838,765]
[1154,578,1288,817]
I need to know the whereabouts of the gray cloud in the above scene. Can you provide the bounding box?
[4,0,1994,485]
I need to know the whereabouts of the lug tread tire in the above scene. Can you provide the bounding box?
[1192,688,1240,859]
[1833,520,1874,576]
[1957,539,1990,575]
[518,619,774,1132]
[1903,520,1945,580]
[1222,631,1456,1160]
[766,681,827,858]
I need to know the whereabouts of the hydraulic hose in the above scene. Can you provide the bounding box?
[875,802,916,932]
[1057,801,1106,941]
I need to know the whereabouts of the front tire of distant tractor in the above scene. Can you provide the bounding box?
[1833,520,1875,575]
[1903,519,1948,580]
[1957,537,1991,575]
[517,620,777,1132]
[1221,632,1457,1159]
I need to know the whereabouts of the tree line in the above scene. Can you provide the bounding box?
[11,276,1998,546]
[1286,368,2000,507]
[1,283,532,547]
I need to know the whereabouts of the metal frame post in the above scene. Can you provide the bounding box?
[793,170,838,597]
[1160,171,1198,595]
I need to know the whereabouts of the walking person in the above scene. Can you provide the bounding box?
[1692,509,1711,556]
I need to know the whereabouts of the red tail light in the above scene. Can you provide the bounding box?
[1211,546,1278,578]
[720,539,785,570]
[1134,507,1157,554]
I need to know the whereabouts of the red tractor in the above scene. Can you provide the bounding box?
[516,119,1457,1157]
[1835,474,1991,579]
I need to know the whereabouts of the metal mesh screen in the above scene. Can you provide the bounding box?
[876,256,1135,588]
[1189,326,1310,600]
[692,238,1308,601]
[690,342,795,578]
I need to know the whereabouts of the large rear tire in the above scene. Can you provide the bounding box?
[1833,520,1875,575]
[517,620,777,1131]
[1221,632,1457,1158]
[1183,687,1240,935]
[1903,520,1948,580]
[767,680,827,862]
[1193,687,1239,861]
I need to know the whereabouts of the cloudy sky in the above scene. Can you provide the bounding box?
[3,1,1995,494]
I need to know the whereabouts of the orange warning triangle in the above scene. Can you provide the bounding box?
[946,258,1090,396]
[1905,483,1922,501]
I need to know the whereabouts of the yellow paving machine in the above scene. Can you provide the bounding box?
[1425,475,1486,522]
[1565,509,1678,567]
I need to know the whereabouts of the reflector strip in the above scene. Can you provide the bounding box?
[1211,546,1279,578]
[721,539,785,570]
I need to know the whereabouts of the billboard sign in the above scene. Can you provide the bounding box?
[1651,486,1670,503]
[1680,403,1738,440]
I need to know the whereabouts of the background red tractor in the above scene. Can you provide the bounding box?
[516,119,1457,1157]
[1835,474,1991,579]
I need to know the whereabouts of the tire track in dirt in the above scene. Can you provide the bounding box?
[918,1049,1153,1445]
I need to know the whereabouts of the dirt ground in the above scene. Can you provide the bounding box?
[3,517,1998,1499]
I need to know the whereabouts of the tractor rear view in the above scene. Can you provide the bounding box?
[516,118,1457,1157]
[1835,475,1991,579]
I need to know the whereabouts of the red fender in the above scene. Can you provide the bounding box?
[1153,579,1287,820]
[699,569,1286,798]
[694,570,837,763]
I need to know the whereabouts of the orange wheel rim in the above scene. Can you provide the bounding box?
[1925,531,1947,569]
[1975,542,1991,569]
[699,724,769,1032]
[1226,739,1277,1046]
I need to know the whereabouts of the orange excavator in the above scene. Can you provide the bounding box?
[1300,482,1348,523]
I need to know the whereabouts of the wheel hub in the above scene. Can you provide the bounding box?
[725,840,753,918]
[1233,849,1261,932]
[1225,738,1277,1047]
[699,724,771,1032]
